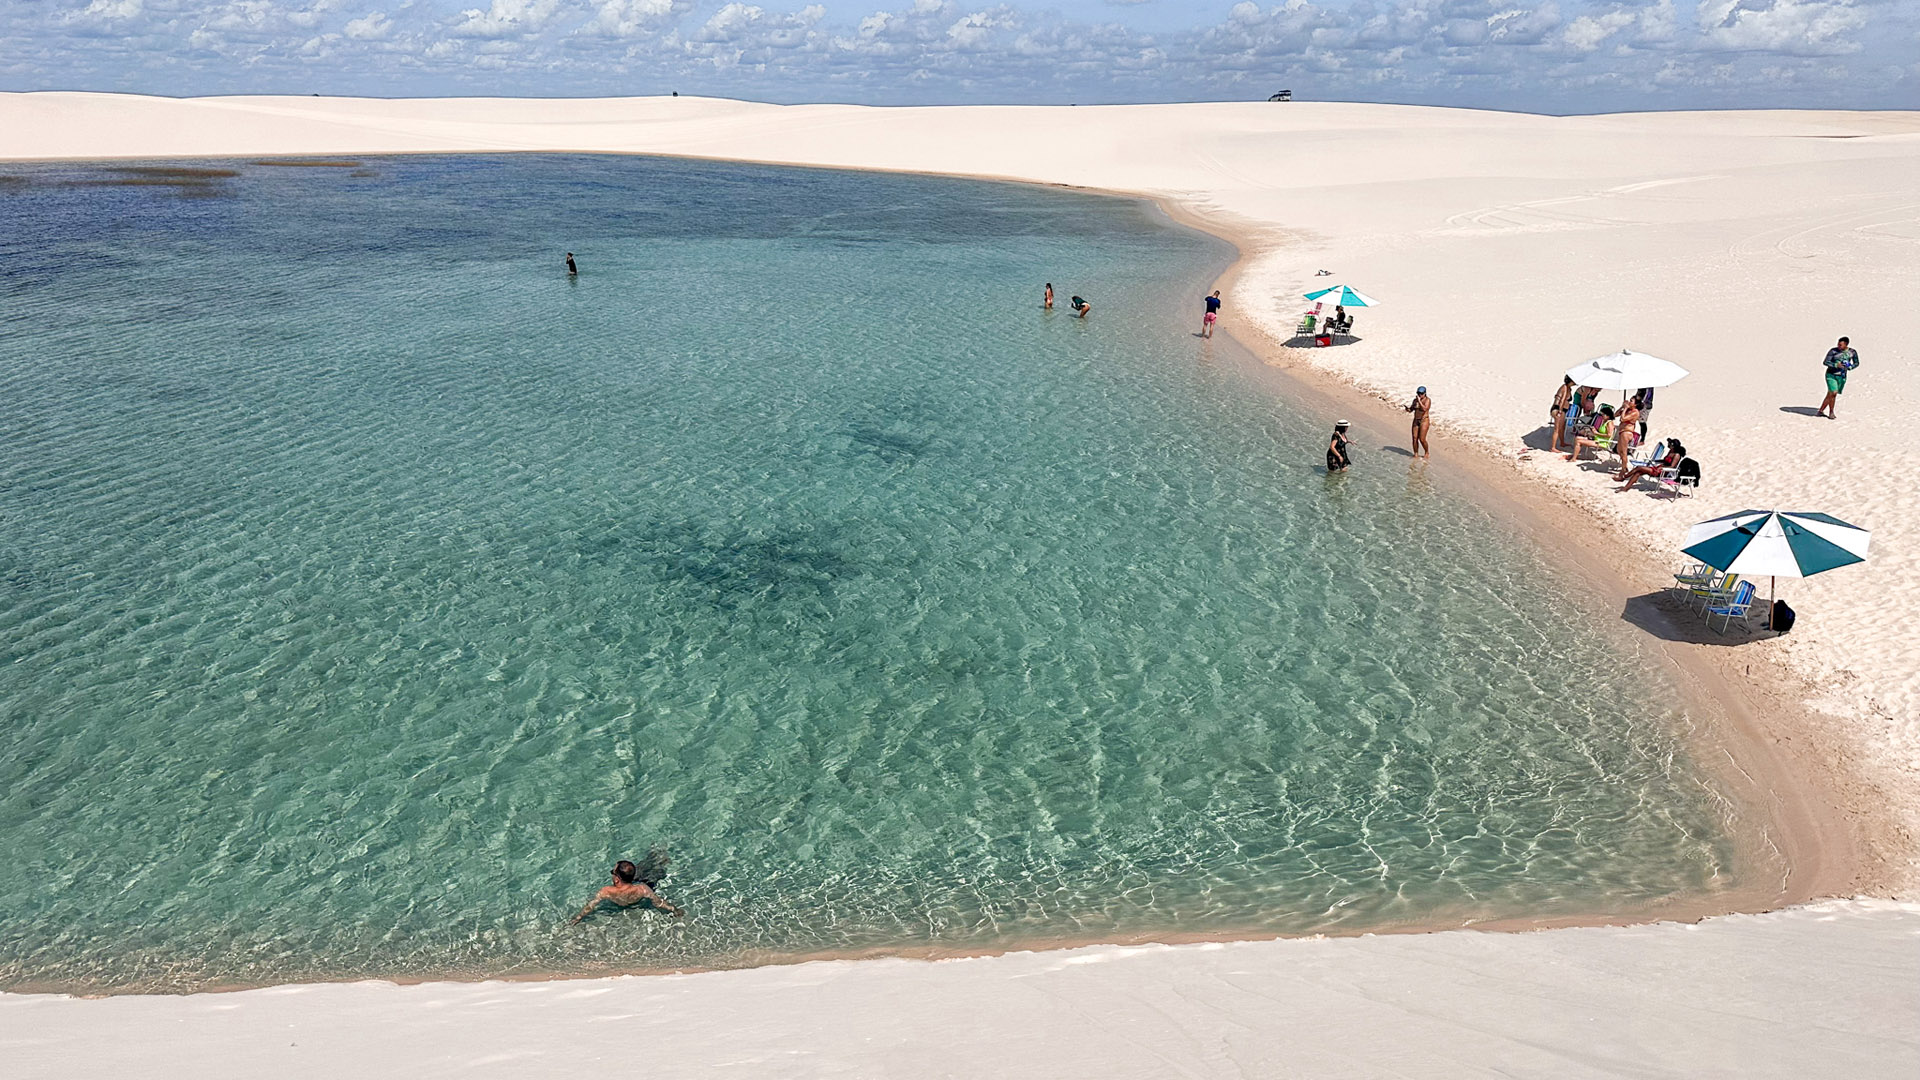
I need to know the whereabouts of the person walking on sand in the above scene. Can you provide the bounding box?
[570,860,682,923]
[1327,420,1352,473]
[1818,336,1859,419]
[1044,283,1054,310]
[1405,386,1432,459]
[1202,290,1222,338]
[1550,376,1575,453]
[565,252,578,276]
[1070,295,1091,319]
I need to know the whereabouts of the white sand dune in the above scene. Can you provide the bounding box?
[5,100,1914,868]
[5,899,1917,1078]
[5,94,1919,1067]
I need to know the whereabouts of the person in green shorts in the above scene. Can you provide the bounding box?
[1818,336,1859,419]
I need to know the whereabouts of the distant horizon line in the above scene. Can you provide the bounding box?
[7,89,1918,119]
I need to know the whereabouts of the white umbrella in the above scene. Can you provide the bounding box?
[1565,349,1688,391]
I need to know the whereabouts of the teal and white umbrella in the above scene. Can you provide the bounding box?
[1681,509,1870,627]
[1303,284,1380,308]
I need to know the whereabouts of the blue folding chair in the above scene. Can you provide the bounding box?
[1706,580,1758,633]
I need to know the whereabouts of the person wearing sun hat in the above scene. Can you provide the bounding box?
[1327,419,1352,472]
[1405,386,1432,459]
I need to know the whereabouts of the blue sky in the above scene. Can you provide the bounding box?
[5,0,1916,111]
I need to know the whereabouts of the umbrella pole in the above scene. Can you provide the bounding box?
[1769,576,1776,631]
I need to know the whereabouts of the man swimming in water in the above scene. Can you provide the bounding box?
[570,860,682,923]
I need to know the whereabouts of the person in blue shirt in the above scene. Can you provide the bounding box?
[1201,290,1221,338]
[1818,336,1859,419]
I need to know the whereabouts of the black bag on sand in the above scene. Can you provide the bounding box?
[1771,600,1796,633]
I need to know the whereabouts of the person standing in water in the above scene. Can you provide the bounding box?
[1405,386,1432,459]
[1044,283,1054,310]
[1818,336,1859,419]
[1201,290,1222,338]
[570,860,682,923]
[1327,420,1352,472]
[1070,295,1091,319]
[565,252,578,276]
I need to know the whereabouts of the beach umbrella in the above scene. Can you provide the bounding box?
[1565,349,1688,391]
[1303,285,1380,308]
[1680,509,1871,628]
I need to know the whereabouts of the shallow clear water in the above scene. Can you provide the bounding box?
[0,155,1729,992]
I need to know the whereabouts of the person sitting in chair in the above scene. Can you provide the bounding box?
[1616,438,1684,491]
[1564,404,1614,462]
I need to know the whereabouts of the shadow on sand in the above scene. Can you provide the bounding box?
[1622,590,1776,646]
[1520,425,1559,452]
[1778,406,1825,418]
[1281,334,1364,349]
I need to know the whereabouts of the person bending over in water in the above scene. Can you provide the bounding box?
[1327,420,1352,472]
[1404,386,1431,459]
[1070,295,1091,319]
[571,860,682,923]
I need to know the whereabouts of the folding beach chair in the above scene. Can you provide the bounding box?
[1687,572,1739,611]
[1706,580,1759,633]
[1656,457,1700,497]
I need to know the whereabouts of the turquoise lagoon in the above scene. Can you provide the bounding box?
[0,155,1729,992]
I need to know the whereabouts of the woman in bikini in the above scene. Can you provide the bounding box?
[1405,387,1431,459]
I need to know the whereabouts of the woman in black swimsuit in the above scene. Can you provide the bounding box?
[1327,420,1352,472]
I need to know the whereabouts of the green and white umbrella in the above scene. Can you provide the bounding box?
[1681,509,1871,627]
[1303,284,1380,308]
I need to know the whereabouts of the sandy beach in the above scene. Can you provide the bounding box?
[3,93,1918,1072]
[5,899,1916,1078]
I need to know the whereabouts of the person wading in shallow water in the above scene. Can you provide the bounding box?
[1327,420,1352,473]
[570,859,682,923]
[1405,386,1432,459]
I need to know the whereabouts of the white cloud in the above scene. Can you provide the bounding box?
[947,11,1007,49]
[1696,0,1865,54]
[583,0,688,38]
[452,0,561,38]
[1565,8,1635,48]
[343,10,391,38]
[71,0,143,20]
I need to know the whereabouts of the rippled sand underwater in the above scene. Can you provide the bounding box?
[0,155,1728,991]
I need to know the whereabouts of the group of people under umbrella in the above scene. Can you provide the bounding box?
[1553,348,1871,633]
[1293,285,1871,635]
